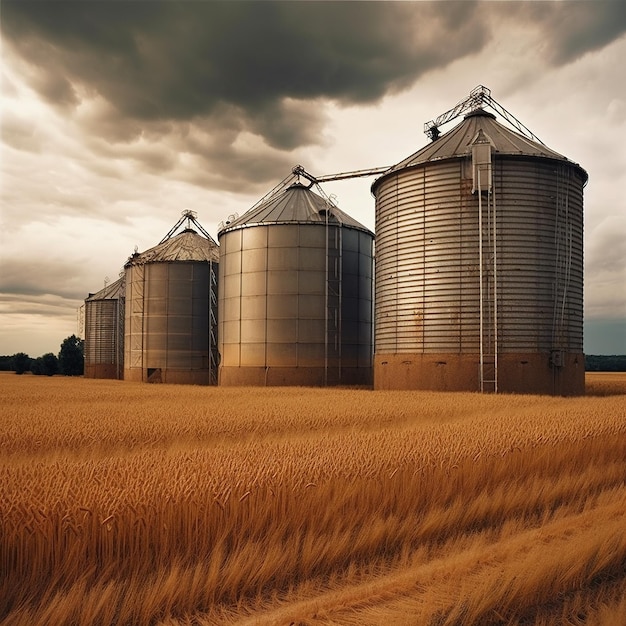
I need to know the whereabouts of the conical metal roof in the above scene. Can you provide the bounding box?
[373,109,587,192]
[86,276,125,301]
[219,182,372,235]
[125,230,219,267]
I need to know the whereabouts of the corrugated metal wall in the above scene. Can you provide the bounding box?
[496,160,584,354]
[124,260,218,384]
[376,161,479,353]
[84,279,125,380]
[84,298,124,379]
[374,156,585,394]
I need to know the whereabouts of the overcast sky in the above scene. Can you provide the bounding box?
[2,0,625,357]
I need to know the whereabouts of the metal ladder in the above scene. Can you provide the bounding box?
[208,261,219,386]
[479,183,498,393]
[324,216,342,386]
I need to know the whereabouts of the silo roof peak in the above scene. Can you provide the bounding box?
[125,230,219,266]
[218,181,372,235]
[464,108,496,120]
[373,108,587,194]
[85,276,125,301]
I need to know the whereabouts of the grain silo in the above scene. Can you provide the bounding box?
[84,276,125,379]
[218,181,374,386]
[124,211,219,385]
[372,86,587,395]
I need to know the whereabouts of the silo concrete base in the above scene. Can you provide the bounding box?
[124,368,211,385]
[374,352,584,396]
[219,366,372,387]
[84,364,122,380]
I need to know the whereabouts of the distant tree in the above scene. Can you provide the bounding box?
[58,335,84,376]
[42,353,60,376]
[30,358,44,375]
[0,355,14,371]
[11,352,32,375]
[32,354,60,376]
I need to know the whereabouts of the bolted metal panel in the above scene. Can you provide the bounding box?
[218,185,374,386]
[123,230,219,385]
[84,277,125,379]
[373,112,586,394]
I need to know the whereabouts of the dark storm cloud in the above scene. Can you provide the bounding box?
[242,100,329,151]
[0,259,92,301]
[544,0,626,64]
[1,1,491,149]
[5,1,626,128]
[504,0,626,64]
[181,145,296,193]
[4,1,626,192]
[0,294,80,320]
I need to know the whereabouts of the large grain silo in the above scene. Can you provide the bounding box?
[372,86,587,395]
[218,181,374,386]
[84,276,125,379]
[124,211,219,385]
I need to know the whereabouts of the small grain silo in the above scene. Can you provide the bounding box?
[84,276,125,379]
[124,211,219,385]
[218,181,374,386]
[372,86,587,395]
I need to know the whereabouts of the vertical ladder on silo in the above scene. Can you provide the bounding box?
[208,261,218,385]
[479,186,498,393]
[324,218,342,386]
[117,292,125,380]
[474,130,498,393]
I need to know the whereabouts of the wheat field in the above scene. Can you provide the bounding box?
[1,372,625,625]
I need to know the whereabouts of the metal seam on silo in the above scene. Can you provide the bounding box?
[493,163,499,391]
[338,224,343,380]
[265,233,269,385]
[238,230,242,369]
[324,208,328,385]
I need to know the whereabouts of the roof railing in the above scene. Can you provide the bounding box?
[424,85,545,145]
[159,209,218,245]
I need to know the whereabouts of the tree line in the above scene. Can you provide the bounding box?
[0,335,84,376]
[584,355,626,372]
[1,341,624,376]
